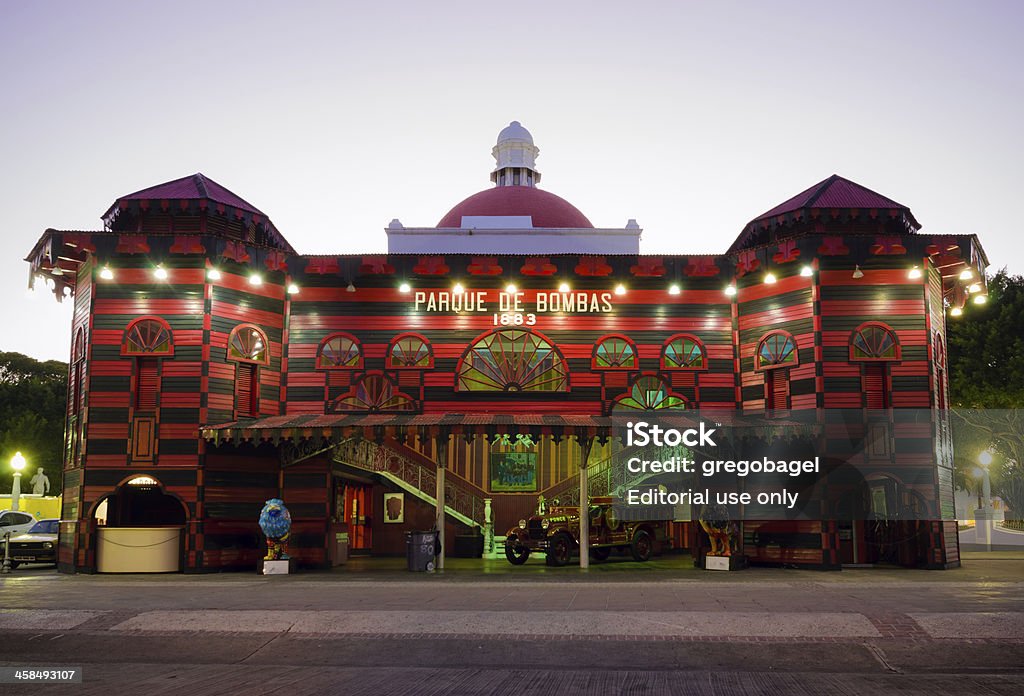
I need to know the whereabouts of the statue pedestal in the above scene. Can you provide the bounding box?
[700,554,748,571]
[258,559,295,575]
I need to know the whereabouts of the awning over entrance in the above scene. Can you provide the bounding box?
[201,412,616,446]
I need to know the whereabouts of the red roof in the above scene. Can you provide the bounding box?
[103,173,266,219]
[751,174,919,228]
[437,186,593,228]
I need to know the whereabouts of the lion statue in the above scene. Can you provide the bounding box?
[259,498,292,561]
[699,503,733,557]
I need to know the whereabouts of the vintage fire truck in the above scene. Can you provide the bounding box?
[504,496,669,566]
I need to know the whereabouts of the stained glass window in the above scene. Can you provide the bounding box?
[614,375,686,410]
[228,325,269,364]
[850,324,899,360]
[662,335,705,369]
[388,334,432,368]
[332,373,416,412]
[122,318,172,355]
[593,336,636,369]
[318,333,363,369]
[756,333,797,370]
[457,329,568,392]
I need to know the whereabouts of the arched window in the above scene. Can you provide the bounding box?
[227,324,269,417]
[613,374,686,410]
[122,317,173,356]
[228,325,270,364]
[592,335,637,369]
[662,334,706,370]
[849,323,900,360]
[317,333,363,369]
[457,329,569,392]
[756,332,798,371]
[387,333,433,369]
[756,332,797,411]
[331,372,416,412]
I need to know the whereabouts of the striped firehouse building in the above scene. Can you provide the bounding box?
[25,122,986,573]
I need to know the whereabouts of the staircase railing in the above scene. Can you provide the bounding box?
[333,439,487,527]
[539,444,680,507]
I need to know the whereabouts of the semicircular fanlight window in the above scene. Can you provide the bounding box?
[614,375,686,410]
[594,337,636,369]
[123,319,172,355]
[756,333,797,370]
[333,374,416,412]
[229,326,269,363]
[662,336,705,369]
[388,335,432,368]
[458,329,568,392]
[318,334,362,369]
[851,325,898,360]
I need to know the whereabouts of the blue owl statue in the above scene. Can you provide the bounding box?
[259,498,292,560]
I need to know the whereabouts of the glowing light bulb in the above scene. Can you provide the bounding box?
[453,283,464,295]
[614,284,627,295]
[950,307,963,317]
[764,272,777,284]
[287,283,300,294]
[558,282,571,293]
[668,284,681,295]
[800,266,813,277]
[967,283,981,294]
[908,266,922,279]
[207,268,222,280]
[399,282,411,293]
[973,294,987,305]
[99,266,114,280]
[505,284,517,294]
[153,265,168,280]
[249,274,262,286]
[724,285,737,297]
[959,269,973,280]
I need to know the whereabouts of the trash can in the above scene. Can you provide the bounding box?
[331,532,349,567]
[406,530,439,572]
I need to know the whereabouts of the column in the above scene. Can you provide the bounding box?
[435,431,448,570]
[577,434,594,570]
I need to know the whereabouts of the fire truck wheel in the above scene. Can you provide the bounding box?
[505,539,530,565]
[590,547,611,562]
[546,533,573,567]
[630,530,653,562]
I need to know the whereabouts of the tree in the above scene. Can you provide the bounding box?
[0,351,68,496]
[947,270,1024,518]
[948,270,1024,409]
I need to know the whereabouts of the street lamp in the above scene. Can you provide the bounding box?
[977,450,993,509]
[10,451,26,511]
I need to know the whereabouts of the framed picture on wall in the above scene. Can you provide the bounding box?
[490,451,538,492]
[383,492,404,523]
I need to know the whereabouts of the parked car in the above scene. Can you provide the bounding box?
[0,510,38,538]
[505,496,668,566]
[1,518,59,568]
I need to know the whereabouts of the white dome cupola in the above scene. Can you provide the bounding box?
[490,121,541,187]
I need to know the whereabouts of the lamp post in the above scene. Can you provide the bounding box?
[974,449,995,549]
[10,451,26,511]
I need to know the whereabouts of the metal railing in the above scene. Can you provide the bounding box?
[539,444,669,506]
[334,439,486,527]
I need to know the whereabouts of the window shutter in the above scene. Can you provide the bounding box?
[236,363,258,416]
[864,363,887,409]
[766,369,789,410]
[136,358,159,411]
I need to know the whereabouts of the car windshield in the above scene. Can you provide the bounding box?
[28,520,59,534]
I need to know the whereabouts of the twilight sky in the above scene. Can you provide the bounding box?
[2,0,1021,361]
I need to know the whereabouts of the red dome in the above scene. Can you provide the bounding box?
[437,186,593,228]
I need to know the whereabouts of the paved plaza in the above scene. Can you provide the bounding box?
[1,553,1023,694]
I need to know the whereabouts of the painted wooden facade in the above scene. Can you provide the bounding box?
[25,173,987,572]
